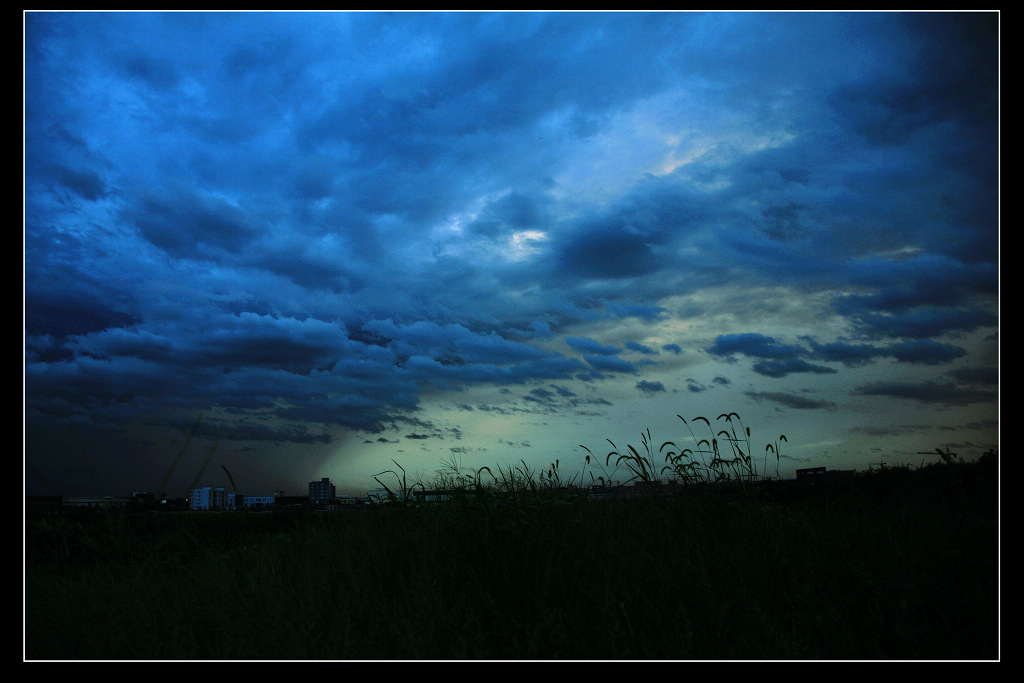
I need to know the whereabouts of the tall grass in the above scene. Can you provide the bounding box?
[584,413,788,490]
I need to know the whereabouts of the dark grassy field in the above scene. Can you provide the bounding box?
[25,454,998,660]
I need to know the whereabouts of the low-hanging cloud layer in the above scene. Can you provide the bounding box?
[25,11,998,496]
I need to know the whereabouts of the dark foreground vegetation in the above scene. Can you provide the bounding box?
[26,454,998,660]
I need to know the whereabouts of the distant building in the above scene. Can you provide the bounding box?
[796,467,827,485]
[62,496,130,510]
[796,467,857,486]
[191,486,228,510]
[412,489,451,503]
[366,488,390,503]
[366,487,419,503]
[309,477,336,505]
[129,492,157,511]
[325,495,361,511]
[26,495,62,512]
[226,493,275,509]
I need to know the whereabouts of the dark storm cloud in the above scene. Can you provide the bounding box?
[853,381,997,407]
[945,366,999,386]
[190,419,333,445]
[707,334,806,361]
[296,12,686,150]
[25,292,138,339]
[528,387,556,400]
[751,358,837,379]
[801,338,883,367]
[556,226,658,280]
[584,355,638,374]
[836,257,997,315]
[802,336,967,367]
[565,336,622,356]
[552,384,576,398]
[841,306,998,340]
[745,392,838,411]
[885,339,967,365]
[625,341,657,355]
[685,379,706,393]
[683,7,999,321]
[538,178,717,299]
[366,319,555,366]
[45,164,108,201]
[636,380,665,394]
[499,384,610,415]
[829,13,997,163]
[709,332,969,376]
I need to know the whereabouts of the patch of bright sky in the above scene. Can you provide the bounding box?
[550,85,797,208]
[428,188,550,264]
[434,190,510,237]
[507,230,549,261]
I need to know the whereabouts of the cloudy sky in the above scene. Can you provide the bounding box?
[24,11,999,498]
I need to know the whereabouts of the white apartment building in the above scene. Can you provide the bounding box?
[190,486,228,510]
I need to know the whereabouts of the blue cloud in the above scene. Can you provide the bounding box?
[625,340,657,355]
[685,379,706,393]
[751,358,838,379]
[885,339,967,365]
[844,306,998,340]
[802,337,883,366]
[706,333,806,361]
[557,227,657,280]
[565,336,622,356]
[583,355,637,374]
[635,379,665,394]
[745,391,838,410]
[853,381,997,407]
[608,303,670,321]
